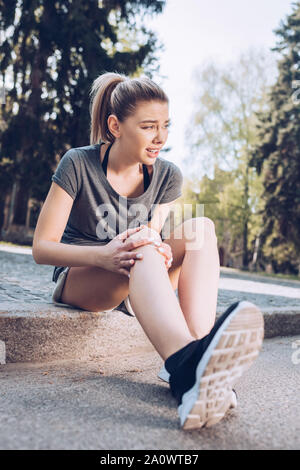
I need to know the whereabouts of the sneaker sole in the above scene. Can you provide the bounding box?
[157,365,170,383]
[179,301,264,430]
[158,365,238,410]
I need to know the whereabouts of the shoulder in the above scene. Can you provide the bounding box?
[59,144,98,168]
[156,157,183,182]
[63,144,97,159]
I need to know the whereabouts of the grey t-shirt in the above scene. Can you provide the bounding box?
[51,142,183,281]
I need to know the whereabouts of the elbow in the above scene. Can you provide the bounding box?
[32,241,43,264]
[32,248,41,264]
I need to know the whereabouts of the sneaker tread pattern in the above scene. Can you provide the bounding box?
[182,303,264,430]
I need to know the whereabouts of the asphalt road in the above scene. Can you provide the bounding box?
[0,336,299,450]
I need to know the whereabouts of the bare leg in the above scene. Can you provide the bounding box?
[128,231,195,361]
[178,218,220,338]
[164,217,220,340]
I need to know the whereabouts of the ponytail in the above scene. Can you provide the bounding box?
[89,71,168,145]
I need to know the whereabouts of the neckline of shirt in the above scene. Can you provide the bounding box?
[94,142,158,201]
[102,142,150,191]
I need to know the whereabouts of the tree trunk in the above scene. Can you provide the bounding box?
[242,164,249,269]
[242,219,249,269]
[6,181,18,230]
[0,192,6,237]
[250,233,261,271]
[12,182,31,225]
[25,198,32,229]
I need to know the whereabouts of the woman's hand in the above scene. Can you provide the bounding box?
[100,225,156,277]
[151,240,173,270]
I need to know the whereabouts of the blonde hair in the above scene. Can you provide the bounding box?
[89,71,169,145]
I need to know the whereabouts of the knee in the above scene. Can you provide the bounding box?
[182,217,217,248]
[128,226,162,243]
[186,217,216,236]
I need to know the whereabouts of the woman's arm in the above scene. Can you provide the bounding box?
[32,182,105,268]
[146,202,173,235]
[33,240,104,267]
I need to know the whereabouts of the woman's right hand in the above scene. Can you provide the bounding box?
[99,225,156,277]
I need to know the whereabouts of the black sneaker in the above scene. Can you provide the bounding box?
[164,301,264,430]
[157,365,238,410]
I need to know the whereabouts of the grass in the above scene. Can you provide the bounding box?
[246,270,300,282]
[0,241,32,249]
[221,266,300,282]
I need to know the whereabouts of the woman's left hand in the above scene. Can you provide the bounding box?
[151,241,173,270]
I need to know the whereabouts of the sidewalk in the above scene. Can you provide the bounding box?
[0,244,299,450]
[0,244,300,363]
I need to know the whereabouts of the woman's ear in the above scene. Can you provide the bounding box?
[107,114,121,138]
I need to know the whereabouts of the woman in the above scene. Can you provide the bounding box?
[32,72,264,430]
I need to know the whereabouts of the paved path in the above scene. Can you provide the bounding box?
[0,245,299,449]
[0,336,299,450]
[1,244,300,310]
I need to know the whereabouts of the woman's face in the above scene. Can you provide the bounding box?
[110,100,170,164]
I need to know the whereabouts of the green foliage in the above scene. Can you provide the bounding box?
[250,2,300,272]
[181,161,265,265]
[184,48,276,268]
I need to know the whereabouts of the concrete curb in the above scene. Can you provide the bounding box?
[256,307,300,339]
[0,301,156,363]
[0,340,5,364]
[0,301,299,363]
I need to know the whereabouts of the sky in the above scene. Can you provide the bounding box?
[146,0,295,175]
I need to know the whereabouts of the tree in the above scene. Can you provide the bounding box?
[184,48,276,269]
[0,0,166,237]
[181,161,265,268]
[249,2,300,274]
